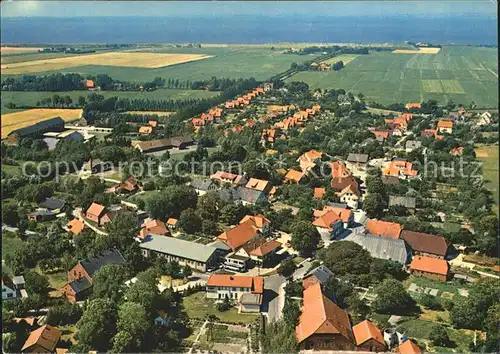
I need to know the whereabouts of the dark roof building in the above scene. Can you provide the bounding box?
[7,117,65,145]
[388,196,416,209]
[135,136,194,153]
[347,153,369,164]
[39,198,66,211]
[191,179,218,194]
[79,248,126,278]
[400,231,449,259]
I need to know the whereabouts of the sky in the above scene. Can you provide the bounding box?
[1,1,498,18]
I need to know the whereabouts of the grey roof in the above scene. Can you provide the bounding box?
[236,187,265,204]
[9,117,65,137]
[326,202,349,209]
[405,140,422,150]
[43,137,58,151]
[347,153,369,163]
[39,198,66,210]
[80,248,126,278]
[381,175,399,185]
[389,196,416,209]
[208,239,232,252]
[68,277,92,294]
[218,187,239,202]
[139,235,217,263]
[28,210,56,217]
[343,233,409,264]
[240,293,262,305]
[191,179,217,192]
[304,265,334,284]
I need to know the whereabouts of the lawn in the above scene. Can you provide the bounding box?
[1,163,21,177]
[1,89,220,114]
[405,275,470,296]
[287,46,498,108]
[1,233,23,271]
[475,145,499,213]
[3,47,305,82]
[182,292,259,324]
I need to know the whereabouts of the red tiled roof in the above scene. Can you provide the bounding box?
[284,169,305,183]
[67,218,86,234]
[410,256,449,276]
[22,325,61,352]
[352,320,384,346]
[239,214,270,228]
[217,219,259,250]
[86,202,105,217]
[249,240,282,257]
[438,120,453,128]
[397,339,422,354]
[366,219,402,239]
[314,206,352,223]
[296,283,353,344]
[313,187,326,199]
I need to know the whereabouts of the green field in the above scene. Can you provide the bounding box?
[1,89,220,114]
[2,47,305,82]
[475,145,499,213]
[288,46,498,108]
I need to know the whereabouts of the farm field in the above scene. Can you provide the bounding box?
[1,108,83,139]
[1,89,220,114]
[323,54,360,65]
[0,46,43,55]
[475,145,499,213]
[2,47,305,82]
[1,52,214,74]
[287,46,498,108]
[1,51,85,64]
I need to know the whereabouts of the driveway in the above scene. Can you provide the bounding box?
[263,274,286,323]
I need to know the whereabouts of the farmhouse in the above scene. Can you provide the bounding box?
[410,256,449,281]
[22,325,61,353]
[343,233,409,265]
[43,130,84,150]
[139,235,218,272]
[85,202,106,225]
[405,103,421,110]
[313,187,326,199]
[27,210,57,222]
[352,320,386,352]
[206,275,264,313]
[336,183,361,209]
[210,171,247,186]
[437,120,453,134]
[400,230,449,259]
[397,339,422,354]
[81,158,112,174]
[382,158,418,179]
[345,153,369,178]
[190,178,218,195]
[107,176,140,194]
[283,169,306,184]
[6,117,65,145]
[296,283,355,351]
[66,218,86,235]
[298,149,323,172]
[245,178,272,194]
[62,249,126,303]
[134,136,194,153]
[139,219,169,239]
[2,275,26,300]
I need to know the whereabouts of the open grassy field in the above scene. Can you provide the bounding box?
[323,54,360,65]
[475,145,499,213]
[287,46,498,108]
[1,51,85,64]
[1,108,82,139]
[2,47,305,82]
[1,52,214,74]
[1,89,219,114]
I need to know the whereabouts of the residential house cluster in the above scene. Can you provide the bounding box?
[138,120,158,135]
[215,214,281,271]
[370,113,414,141]
[206,274,264,313]
[273,104,321,131]
[224,87,265,109]
[382,157,419,180]
[296,268,422,352]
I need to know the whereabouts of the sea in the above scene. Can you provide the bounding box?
[1,15,498,45]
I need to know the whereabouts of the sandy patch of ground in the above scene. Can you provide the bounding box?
[1,108,83,139]
[393,48,441,54]
[1,52,214,74]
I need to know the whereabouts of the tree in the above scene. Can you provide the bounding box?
[261,319,298,353]
[290,221,320,256]
[23,271,50,299]
[123,279,157,317]
[182,265,192,279]
[429,324,450,346]
[372,278,415,314]
[178,208,202,234]
[116,302,149,349]
[110,331,134,353]
[2,203,20,226]
[347,293,370,321]
[278,258,297,278]
[363,193,385,218]
[419,294,442,310]
[282,297,301,327]
[46,302,83,326]
[217,296,231,312]
[104,214,139,250]
[370,259,408,282]
[91,264,129,303]
[324,277,354,308]
[78,96,87,107]
[318,241,372,277]
[76,298,117,351]
[196,192,221,221]
[220,203,248,225]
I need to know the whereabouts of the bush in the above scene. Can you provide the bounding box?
[419,294,442,310]
[429,324,450,346]
[217,297,231,312]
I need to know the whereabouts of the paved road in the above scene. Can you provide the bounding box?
[292,260,313,281]
[263,274,286,323]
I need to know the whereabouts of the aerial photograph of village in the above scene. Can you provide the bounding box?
[0,1,498,353]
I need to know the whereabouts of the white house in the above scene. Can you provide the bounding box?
[153,311,170,326]
[336,183,361,209]
[206,274,264,313]
[477,111,492,126]
[2,275,26,300]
